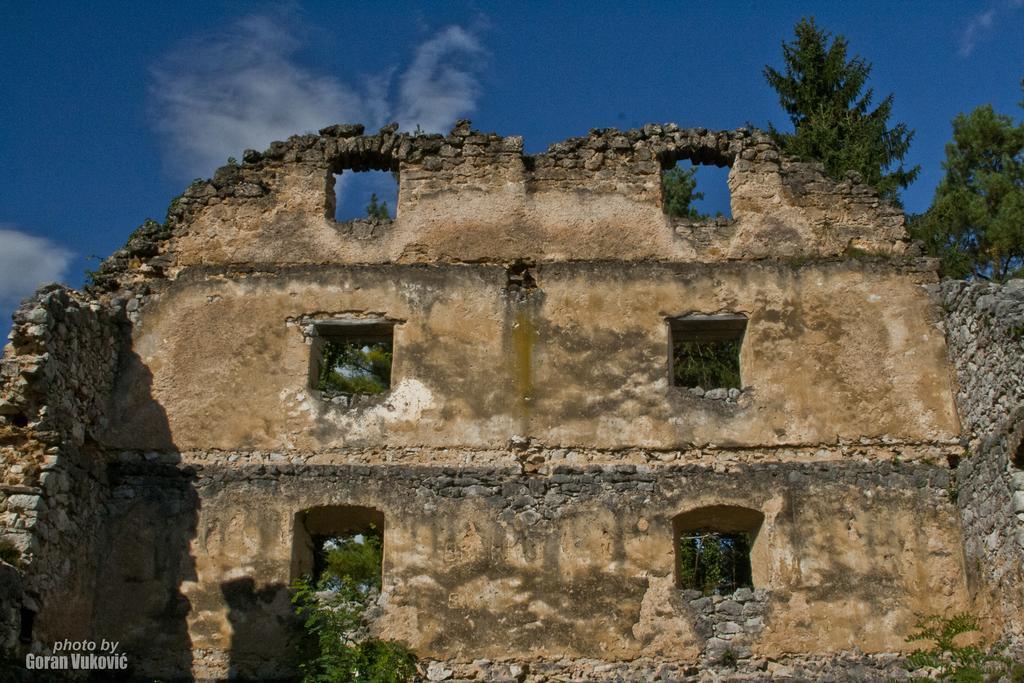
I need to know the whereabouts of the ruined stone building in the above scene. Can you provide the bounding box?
[1,120,1023,680]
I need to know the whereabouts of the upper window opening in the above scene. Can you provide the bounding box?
[669,314,746,395]
[312,321,394,396]
[662,160,732,220]
[674,505,763,596]
[330,170,399,223]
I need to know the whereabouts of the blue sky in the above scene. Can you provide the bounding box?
[2,1,1023,339]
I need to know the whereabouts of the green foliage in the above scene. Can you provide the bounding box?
[909,88,1024,281]
[672,340,741,389]
[0,540,20,567]
[905,613,1022,681]
[291,530,416,683]
[322,533,383,593]
[764,17,918,203]
[662,166,708,220]
[318,341,392,394]
[365,193,391,220]
[678,531,752,596]
[291,577,416,682]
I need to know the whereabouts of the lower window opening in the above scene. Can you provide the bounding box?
[289,506,416,679]
[312,526,384,593]
[674,505,763,596]
[677,530,753,596]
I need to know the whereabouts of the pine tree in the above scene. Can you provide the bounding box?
[764,18,919,203]
[910,83,1024,281]
[365,193,390,220]
[662,166,708,220]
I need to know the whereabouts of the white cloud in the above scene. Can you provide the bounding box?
[959,8,995,57]
[150,15,487,179]
[397,26,485,133]
[959,1,1023,57]
[0,227,73,309]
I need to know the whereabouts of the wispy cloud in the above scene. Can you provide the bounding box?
[959,0,1023,57]
[150,15,487,179]
[0,226,73,311]
[397,26,484,133]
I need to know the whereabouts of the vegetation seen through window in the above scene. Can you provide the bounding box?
[313,529,383,592]
[291,526,417,682]
[678,530,753,595]
[317,340,392,394]
[672,340,742,389]
[662,161,732,220]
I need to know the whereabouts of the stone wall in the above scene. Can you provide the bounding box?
[0,286,123,649]
[935,279,1024,643]
[3,119,1018,679]
[91,448,966,679]
[0,561,22,656]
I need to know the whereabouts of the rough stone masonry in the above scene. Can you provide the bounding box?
[0,120,1021,680]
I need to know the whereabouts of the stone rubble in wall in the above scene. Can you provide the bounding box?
[108,455,955,531]
[418,650,932,681]
[682,587,769,661]
[0,561,22,655]
[934,279,1024,644]
[687,387,743,402]
[128,438,964,471]
[0,285,121,438]
[0,284,122,642]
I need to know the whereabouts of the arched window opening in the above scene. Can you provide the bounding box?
[292,505,386,591]
[330,170,399,223]
[674,505,764,596]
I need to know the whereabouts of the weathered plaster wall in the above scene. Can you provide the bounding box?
[91,450,966,679]
[936,280,1024,643]
[102,261,958,452]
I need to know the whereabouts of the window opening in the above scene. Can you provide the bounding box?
[312,527,383,593]
[662,159,732,220]
[293,506,386,590]
[19,606,35,644]
[312,321,394,396]
[678,530,753,596]
[674,505,763,596]
[287,507,416,678]
[331,170,398,222]
[669,314,746,392]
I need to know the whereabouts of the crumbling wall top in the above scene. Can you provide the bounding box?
[89,120,915,294]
